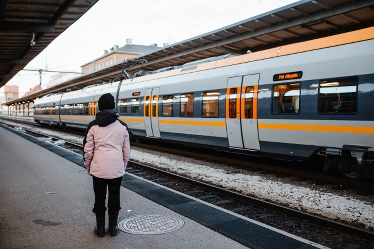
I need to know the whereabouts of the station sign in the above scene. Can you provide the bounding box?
[273,71,302,81]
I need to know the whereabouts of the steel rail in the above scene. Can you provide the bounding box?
[129,160,374,242]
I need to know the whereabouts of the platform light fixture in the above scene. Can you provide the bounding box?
[30,33,36,47]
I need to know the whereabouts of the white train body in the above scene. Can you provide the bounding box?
[34,28,374,178]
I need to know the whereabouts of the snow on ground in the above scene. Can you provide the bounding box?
[131,149,374,230]
[0,119,83,145]
[1,118,373,230]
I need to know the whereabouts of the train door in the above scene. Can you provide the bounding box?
[151,88,160,137]
[144,88,161,137]
[226,74,260,150]
[144,89,153,136]
[48,106,53,124]
[89,102,97,118]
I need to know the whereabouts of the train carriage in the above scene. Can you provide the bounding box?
[58,82,119,129]
[33,27,374,179]
[34,93,62,126]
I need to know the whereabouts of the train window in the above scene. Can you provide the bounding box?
[76,103,84,115]
[152,95,158,117]
[144,96,150,116]
[229,88,237,118]
[180,93,194,117]
[131,98,140,114]
[63,104,69,115]
[52,105,59,115]
[244,87,254,118]
[162,95,173,116]
[84,103,89,115]
[73,104,77,115]
[70,104,74,115]
[71,104,76,115]
[202,91,219,117]
[318,78,357,114]
[118,99,128,114]
[272,83,300,114]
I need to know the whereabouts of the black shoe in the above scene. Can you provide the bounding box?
[95,212,106,237]
[108,210,119,236]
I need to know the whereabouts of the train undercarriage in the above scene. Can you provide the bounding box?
[317,147,374,180]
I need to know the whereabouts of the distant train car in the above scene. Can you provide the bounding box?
[34,27,374,179]
[34,83,119,129]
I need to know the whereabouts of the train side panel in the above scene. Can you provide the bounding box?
[34,94,62,126]
[255,39,374,157]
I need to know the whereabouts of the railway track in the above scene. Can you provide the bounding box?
[2,120,373,248]
[125,161,374,244]
[134,138,374,195]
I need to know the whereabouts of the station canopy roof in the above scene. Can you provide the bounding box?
[0,0,99,87]
[4,0,374,105]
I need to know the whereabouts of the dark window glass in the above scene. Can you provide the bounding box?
[63,104,70,115]
[180,93,194,117]
[202,91,219,117]
[318,78,357,114]
[52,105,59,115]
[244,87,254,118]
[118,99,128,114]
[229,88,237,118]
[76,103,84,115]
[162,95,173,116]
[131,98,140,114]
[84,103,89,115]
[272,83,300,114]
[152,95,157,117]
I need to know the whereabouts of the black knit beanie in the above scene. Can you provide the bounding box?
[98,93,115,111]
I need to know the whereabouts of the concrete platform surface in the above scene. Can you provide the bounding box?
[0,115,34,123]
[0,125,249,249]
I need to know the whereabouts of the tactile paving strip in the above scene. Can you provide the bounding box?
[118,214,184,235]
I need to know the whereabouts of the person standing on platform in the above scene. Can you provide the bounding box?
[83,93,130,237]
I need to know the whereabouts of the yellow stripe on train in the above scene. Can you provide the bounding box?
[258,123,374,134]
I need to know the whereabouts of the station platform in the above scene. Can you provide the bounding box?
[0,122,324,249]
[0,115,35,123]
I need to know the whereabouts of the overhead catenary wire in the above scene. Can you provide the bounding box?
[49,0,158,66]
[49,0,262,66]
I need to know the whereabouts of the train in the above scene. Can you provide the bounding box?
[34,27,374,180]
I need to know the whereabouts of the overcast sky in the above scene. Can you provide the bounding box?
[5,0,299,95]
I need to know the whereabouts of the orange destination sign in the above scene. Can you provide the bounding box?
[273,71,302,81]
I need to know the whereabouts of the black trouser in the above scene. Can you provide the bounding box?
[92,175,122,214]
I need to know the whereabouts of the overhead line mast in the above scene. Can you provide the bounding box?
[21,69,83,86]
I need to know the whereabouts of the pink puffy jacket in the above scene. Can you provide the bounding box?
[84,118,130,179]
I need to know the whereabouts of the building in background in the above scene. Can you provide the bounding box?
[0,85,19,115]
[45,71,79,89]
[81,39,162,74]
[22,85,42,97]
[0,40,164,116]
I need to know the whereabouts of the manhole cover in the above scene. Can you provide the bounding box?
[118,214,184,235]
